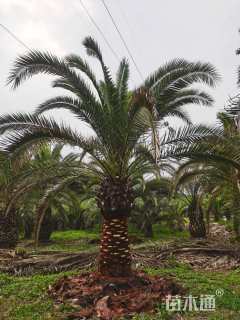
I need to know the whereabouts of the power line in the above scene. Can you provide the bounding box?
[78,0,119,62]
[115,1,135,40]
[100,0,144,81]
[0,23,30,50]
[114,1,143,66]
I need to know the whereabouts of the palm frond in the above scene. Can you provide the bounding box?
[66,54,102,101]
[116,58,130,109]
[83,37,115,94]
[0,113,106,161]
[144,59,220,91]
[34,177,77,247]
[35,96,81,115]
[166,109,192,125]
[165,89,214,109]
[7,50,100,108]
[160,124,223,146]
[7,50,72,88]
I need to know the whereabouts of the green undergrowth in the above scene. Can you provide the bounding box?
[0,271,77,320]
[18,225,189,254]
[142,263,240,319]
[1,262,240,319]
[51,229,99,241]
[4,227,238,319]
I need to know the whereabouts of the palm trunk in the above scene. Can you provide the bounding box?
[39,207,54,243]
[188,204,206,238]
[0,209,18,249]
[22,211,34,240]
[24,220,33,239]
[143,218,153,238]
[98,217,131,277]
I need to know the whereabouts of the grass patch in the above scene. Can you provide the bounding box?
[0,272,77,320]
[18,229,100,254]
[1,263,240,319]
[144,264,240,319]
[152,224,189,241]
[51,229,99,242]
[18,225,189,254]
[7,228,238,319]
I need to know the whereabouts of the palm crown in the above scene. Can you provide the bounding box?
[0,36,220,276]
[1,37,219,176]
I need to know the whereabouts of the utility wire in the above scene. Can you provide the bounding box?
[115,1,135,41]
[78,0,119,61]
[100,0,144,81]
[0,23,30,50]
[114,1,142,60]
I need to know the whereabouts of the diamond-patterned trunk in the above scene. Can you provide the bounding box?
[0,209,18,249]
[188,203,206,238]
[98,217,131,277]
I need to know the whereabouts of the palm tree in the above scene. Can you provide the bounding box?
[175,111,240,238]
[176,179,207,238]
[0,37,219,276]
[0,142,87,245]
[15,143,87,241]
[30,143,85,242]
[133,176,172,237]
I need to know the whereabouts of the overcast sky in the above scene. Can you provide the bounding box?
[0,0,240,133]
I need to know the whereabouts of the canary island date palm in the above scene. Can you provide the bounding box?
[175,110,240,238]
[133,168,173,238]
[175,178,207,238]
[8,142,88,242]
[0,37,219,276]
[23,143,86,242]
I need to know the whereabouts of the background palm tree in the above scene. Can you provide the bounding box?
[30,143,88,242]
[0,142,88,246]
[175,110,240,238]
[133,175,172,237]
[175,179,207,238]
[0,36,219,276]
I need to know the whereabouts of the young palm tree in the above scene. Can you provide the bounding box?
[0,37,219,276]
[0,141,85,245]
[30,143,86,242]
[133,172,173,237]
[7,143,87,241]
[175,111,240,237]
[176,179,207,238]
